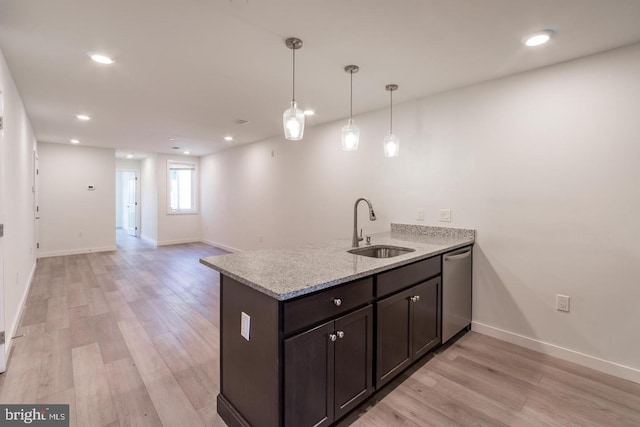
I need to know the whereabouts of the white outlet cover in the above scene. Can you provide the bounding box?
[417,208,424,221]
[439,209,451,222]
[241,311,251,340]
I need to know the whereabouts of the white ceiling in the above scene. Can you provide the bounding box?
[1,0,640,157]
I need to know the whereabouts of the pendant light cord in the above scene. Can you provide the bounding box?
[292,47,296,102]
[390,89,393,132]
[350,70,353,119]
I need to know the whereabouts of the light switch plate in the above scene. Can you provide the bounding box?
[241,312,251,341]
[439,209,451,222]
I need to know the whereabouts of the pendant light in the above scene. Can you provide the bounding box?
[342,65,360,151]
[283,37,305,140]
[383,84,399,157]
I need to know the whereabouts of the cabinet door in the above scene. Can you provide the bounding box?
[284,321,335,427]
[411,277,441,360]
[334,306,373,420]
[376,287,414,387]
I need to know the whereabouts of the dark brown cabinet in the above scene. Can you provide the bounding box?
[284,305,373,427]
[376,277,440,388]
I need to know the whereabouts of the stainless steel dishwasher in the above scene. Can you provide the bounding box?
[442,246,472,343]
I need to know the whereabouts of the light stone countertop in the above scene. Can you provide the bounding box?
[200,224,475,301]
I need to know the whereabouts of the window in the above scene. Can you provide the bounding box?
[167,161,197,214]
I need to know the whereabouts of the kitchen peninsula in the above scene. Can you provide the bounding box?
[201,224,475,427]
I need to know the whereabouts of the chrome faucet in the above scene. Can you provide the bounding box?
[353,197,376,247]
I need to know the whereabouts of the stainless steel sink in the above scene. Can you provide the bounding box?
[348,245,415,258]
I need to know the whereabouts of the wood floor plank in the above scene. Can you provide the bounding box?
[38,387,78,427]
[38,328,74,399]
[92,313,131,363]
[86,287,110,316]
[143,369,205,427]
[46,295,70,331]
[71,343,118,427]
[105,357,163,427]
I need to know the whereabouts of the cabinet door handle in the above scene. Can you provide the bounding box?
[410,295,421,303]
[336,331,345,339]
[333,298,342,307]
[329,333,337,342]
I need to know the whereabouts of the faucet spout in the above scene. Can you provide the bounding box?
[353,197,376,248]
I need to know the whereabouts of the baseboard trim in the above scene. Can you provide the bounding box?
[217,394,251,427]
[157,237,201,246]
[201,239,242,253]
[4,261,37,364]
[37,245,117,258]
[140,235,157,247]
[472,321,640,384]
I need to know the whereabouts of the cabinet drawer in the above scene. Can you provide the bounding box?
[376,256,440,298]
[284,278,373,335]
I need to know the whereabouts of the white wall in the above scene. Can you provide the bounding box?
[38,142,116,256]
[140,155,158,244]
[0,47,38,363]
[201,44,640,381]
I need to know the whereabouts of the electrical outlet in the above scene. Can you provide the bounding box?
[439,209,451,222]
[241,312,251,341]
[417,208,424,221]
[556,294,570,312]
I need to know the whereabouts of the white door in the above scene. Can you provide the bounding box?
[125,172,137,236]
[0,89,6,372]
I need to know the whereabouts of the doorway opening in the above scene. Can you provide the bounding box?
[115,169,140,245]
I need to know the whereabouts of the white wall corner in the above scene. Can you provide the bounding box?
[472,321,640,385]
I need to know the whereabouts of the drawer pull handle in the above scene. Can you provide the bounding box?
[329,333,337,342]
[336,331,345,339]
[410,295,421,303]
[333,298,342,307]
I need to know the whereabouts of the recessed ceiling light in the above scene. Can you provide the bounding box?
[168,138,175,141]
[90,54,115,65]
[522,30,554,47]
[70,139,80,144]
[304,110,315,116]
[126,153,134,159]
[76,114,91,121]
[183,150,190,155]
[224,136,233,141]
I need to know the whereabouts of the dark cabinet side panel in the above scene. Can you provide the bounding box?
[334,306,373,420]
[375,288,413,388]
[221,276,280,427]
[411,277,441,359]
[284,321,335,427]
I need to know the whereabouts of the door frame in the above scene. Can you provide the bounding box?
[116,168,141,237]
[0,88,5,372]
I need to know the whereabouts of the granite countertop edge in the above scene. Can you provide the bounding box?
[200,224,475,301]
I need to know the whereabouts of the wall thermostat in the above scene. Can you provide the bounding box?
[88,185,95,191]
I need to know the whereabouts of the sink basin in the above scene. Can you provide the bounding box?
[348,245,415,259]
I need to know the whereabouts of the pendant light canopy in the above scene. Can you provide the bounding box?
[383,84,399,158]
[283,37,305,140]
[342,65,360,151]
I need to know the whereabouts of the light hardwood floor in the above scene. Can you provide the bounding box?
[2,233,640,427]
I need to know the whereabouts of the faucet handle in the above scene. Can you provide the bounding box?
[359,228,363,238]
[366,236,371,245]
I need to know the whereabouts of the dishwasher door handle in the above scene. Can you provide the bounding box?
[444,250,471,261]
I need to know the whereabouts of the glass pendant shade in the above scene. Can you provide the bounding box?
[383,132,400,157]
[283,101,305,140]
[341,119,360,151]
